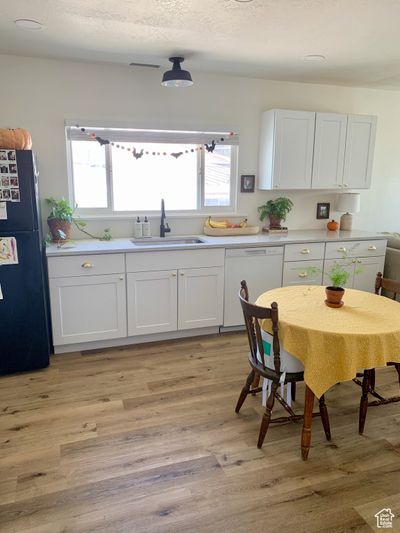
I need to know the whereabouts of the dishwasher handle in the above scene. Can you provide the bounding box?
[226,247,284,258]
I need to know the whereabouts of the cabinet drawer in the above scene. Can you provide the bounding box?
[283,260,323,286]
[284,242,325,261]
[48,254,125,278]
[324,240,386,259]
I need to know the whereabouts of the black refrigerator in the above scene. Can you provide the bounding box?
[0,150,51,374]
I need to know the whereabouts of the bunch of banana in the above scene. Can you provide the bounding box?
[205,217,248,229]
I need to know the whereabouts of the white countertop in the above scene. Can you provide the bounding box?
[45,229,387,257]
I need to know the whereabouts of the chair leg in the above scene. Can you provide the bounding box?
[251,372,260,394]
[359,369,371,435]
[394,363,400,388]
[318,395,331,441]
[235,369,255,413]
[369,368,376,391]
[291,381,297,402]
[257,382,278,449]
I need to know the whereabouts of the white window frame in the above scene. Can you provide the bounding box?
[66,124,238,217]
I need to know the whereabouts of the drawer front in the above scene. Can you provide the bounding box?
[325,240,386,259]
[284,242,325,261]
[126,248,224,272]
[48,254,125,278]
[283,260,323,286]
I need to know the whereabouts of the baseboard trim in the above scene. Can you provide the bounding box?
[53,326,220,354]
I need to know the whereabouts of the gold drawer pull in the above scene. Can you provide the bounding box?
[368,245,377,251]
[81,262,94,269]
[300,249,310,255]
[298,272,308,278]
[337,247,347,253]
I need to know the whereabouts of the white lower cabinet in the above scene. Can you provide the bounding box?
[49,274,127,344]
[125,249,225,336]
[127,270,177,336]
[323,255,385,292]
[178,267,224,330]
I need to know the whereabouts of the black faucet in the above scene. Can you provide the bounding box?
[160,198,171,237]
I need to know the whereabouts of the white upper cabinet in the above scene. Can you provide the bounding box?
[259,109,315,189]
[259,109,376,190]
[311,113,347,189]
[342,114,377,189]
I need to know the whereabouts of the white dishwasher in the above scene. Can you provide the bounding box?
[223,246,284,327]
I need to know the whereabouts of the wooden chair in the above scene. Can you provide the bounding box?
[357,272,400,435]
[235,280,331,449]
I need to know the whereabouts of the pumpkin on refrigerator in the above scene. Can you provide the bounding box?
[0,128,32,150]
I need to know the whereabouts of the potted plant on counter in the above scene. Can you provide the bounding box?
[46,197,112,244]
[258,197,294,230]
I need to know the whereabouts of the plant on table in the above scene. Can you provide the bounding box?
[45,197,112,245]
[257,197,294,229]
[325,249,362,308]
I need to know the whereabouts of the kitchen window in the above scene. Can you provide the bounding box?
[66,126,238,215]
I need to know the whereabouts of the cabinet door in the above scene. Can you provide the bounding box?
[323,259,354,288]
[312,113,347,189]
[343,115,377,189]
[127,271,177,336]
[352,256,385,293]
[178,267,224,330]
[50,274,127,345]
[273,110,315,189]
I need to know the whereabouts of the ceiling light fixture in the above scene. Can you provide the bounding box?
[161,57,193,87]
[302,54,326,62]
[14,19,43,30]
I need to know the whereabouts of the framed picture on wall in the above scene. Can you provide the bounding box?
[240,175,255,193]
[316,202,330,219]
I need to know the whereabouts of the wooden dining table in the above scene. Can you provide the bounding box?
[255,285,400,460]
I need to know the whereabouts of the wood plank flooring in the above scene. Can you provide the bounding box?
[0,332,399,532]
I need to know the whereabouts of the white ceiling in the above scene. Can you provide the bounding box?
[1,0,400,89]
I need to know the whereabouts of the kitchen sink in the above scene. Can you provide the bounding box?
[131,237,205,246]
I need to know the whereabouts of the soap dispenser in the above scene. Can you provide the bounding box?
[134,216,143,238]
[142,216,151,237]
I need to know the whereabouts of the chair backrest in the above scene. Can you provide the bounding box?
[239,280,282,374]
[375,272,400,301]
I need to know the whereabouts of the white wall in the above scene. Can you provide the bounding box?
[0,53,399,238]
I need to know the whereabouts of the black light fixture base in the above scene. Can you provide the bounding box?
[161,56,193,87]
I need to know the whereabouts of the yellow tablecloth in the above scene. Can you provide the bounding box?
[255,285,400,398]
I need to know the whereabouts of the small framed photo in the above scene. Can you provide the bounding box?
[240,175,255,193]
[316,202,330,219]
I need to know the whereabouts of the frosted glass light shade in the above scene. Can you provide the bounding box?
[336,193,360,214]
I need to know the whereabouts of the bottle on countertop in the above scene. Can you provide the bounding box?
[142,216,151,237]
[134,216,143,238]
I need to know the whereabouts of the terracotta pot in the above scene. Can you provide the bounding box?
[47,218,72,243]
[268,214,282,229]
[325,286,345,308]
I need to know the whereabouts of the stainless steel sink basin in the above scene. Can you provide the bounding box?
[131,237,205,246]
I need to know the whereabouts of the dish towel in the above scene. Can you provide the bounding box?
[262,372,292,407]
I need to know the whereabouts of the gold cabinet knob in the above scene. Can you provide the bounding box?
[171,273,177,277]
[337,247,347,253]
[300,249,310,255]
[298,272,308,278]
[368,245,377,251]
[81,262,94,268]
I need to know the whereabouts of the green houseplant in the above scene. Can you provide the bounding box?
[46,197,112,244]
[258,197,294,229]
[325,252,362,308]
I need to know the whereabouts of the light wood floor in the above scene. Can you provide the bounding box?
[0,332,400,532]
